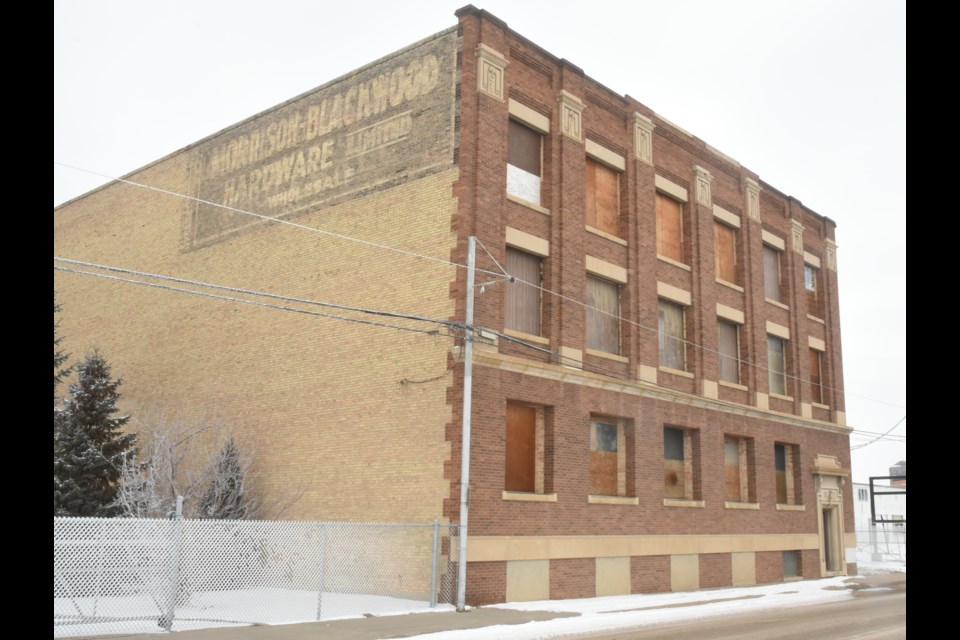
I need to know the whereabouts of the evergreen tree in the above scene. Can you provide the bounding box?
[54,295,71,401]
[54,352,136,517]
[197,437,250,520]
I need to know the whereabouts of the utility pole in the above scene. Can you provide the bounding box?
[456,236,476,612]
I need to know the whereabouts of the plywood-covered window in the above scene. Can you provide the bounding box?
[504,248,541,336]
[724,436,754,503]
[718,320,740,384]
[767,335,787,396]
[586,275,620,354]
[664,426,696,500]
[714,222,737,284]
[809,348,824,405]
[590,418,626,496]
[585,158,620,237]
[804,264,820,317]
[656,193,684,263]
[658,299,686,371]
[763,246,782,302]
[775,443,798,505]
[507,120,542,205]
[505,402,547,493]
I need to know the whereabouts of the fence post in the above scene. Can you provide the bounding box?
[161,496,184,632]
[430,520,439,608]
[315,523,327,621]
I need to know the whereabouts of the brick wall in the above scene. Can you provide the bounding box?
[54,30,462,525]
[550,558,595,600]
[631,556,671,594]
[699,553,733,589]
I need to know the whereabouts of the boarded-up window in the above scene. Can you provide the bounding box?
[804,264,819,316]
[663,427,686,499]
[763,246,782,302]
[718,320,740,384]
[507,120,542,205]
[775,443,789,504]
[714,222,737,283]
[658,300,685,371]
[656,193,684,262]
[586,158,620,236]
[505,403,537,492]
[503,403,537,493]
[504,248,541,335]
[767,335,786,395]
[590,420,620,496]
[724,437,742,501]
[809,348,823,405]
[725,436,752,502]
[587,276,620,354]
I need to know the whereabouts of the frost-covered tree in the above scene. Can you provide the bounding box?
[54,352,136,517]
[115,412,295,520]
[197,438,251,520]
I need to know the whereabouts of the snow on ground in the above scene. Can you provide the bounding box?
[403,576,866,640]
[856,550,906,576]
[54,590,455,638]
[56,560,905,638]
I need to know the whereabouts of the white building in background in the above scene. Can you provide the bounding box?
[852,480,906,565]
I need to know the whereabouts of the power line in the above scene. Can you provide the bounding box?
[54,162,903,411]
[850,416,907,450]
[54,265,460,339]
[54,257,461,330]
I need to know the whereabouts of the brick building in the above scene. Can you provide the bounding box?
[54,5,854,604]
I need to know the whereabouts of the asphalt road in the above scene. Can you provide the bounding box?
[565,574,906,640]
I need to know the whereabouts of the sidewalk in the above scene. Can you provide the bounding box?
[70,573,905,640]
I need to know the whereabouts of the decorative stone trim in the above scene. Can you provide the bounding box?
[506,227,549,256]
[502,491,557,502]
[655,175,688,201]
[663,499,705,508]
[508,98,550,133]
[761,229,785,250]
[702,380,718,400]
[558,90,585,142]
[588,495,639,506]
[790,219,804,254]
[713,204,741,228]
[746,178,761,222]
[755,392,769,411]
[825,239,838,272]
[657,281,692,306]
[560,346,583,370]
[477,44,508,101]
[638,365,658,384]
[633,112,655,165]
[694,165,713,206]
[808,336,826,351]
[776,504,806,512]
[766,321,790,340]
[585,139,625,171]
[803,251,821,268]
[586,255,628,283]
[716,304,745,324]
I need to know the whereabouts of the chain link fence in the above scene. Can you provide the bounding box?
[855,524,906,564]
[54,517,459,637]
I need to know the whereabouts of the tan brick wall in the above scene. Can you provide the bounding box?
[54,30,461,525]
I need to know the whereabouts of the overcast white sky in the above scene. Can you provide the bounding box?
[54,0,905,482]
